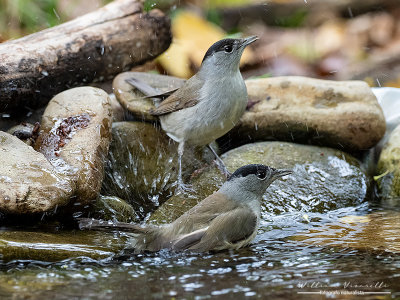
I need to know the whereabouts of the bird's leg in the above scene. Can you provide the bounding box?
[207,144,231,178]
[175,141,194,194]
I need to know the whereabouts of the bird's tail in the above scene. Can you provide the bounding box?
[78,218,150,234]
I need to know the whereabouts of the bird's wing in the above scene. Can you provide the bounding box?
[125,77,178,100]
[149,75,202,116]
[171,207,258,251]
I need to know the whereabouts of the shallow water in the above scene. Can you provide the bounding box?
[1,203,399,299]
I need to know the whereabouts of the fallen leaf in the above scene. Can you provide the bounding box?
[157,11,255,78]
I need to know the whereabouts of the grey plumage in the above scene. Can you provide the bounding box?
[147,36,258,192]
[79,164,292,253]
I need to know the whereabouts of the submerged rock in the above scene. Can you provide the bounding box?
[376,123,400,206]
[0,229,128,262]
[294,211,400,254]
[0,132,73,214]
[113,72,185,121]
[222,77,386,152]
[91,195,138,223]
[102,121,214,217]
[150,141,370,225]
[34,87,113,204]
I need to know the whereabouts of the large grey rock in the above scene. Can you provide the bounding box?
[150,141,370,225]
[112,73,385,152]
[113,72,185,121]
[102,121,214,216]
[376,123,400,206]
[224,77,386,152]
[0,132,73,214]
[35,87,113,204]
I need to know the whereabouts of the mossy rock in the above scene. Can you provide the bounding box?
[90,195,138,223]
[0,230,129,262]
[102,121,215,218]
[150,141,370,225]
[377,123,400,206]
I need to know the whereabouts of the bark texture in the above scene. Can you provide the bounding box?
[0,0,171,112]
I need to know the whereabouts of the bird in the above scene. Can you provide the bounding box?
[79,164,292,253]
[148,36,258,193]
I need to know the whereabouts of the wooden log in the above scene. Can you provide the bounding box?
[0,0,171,112]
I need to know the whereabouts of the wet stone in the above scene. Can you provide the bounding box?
[150,141,370,225]
[34,87,113,205]
[112,71,185,121]
[7,122,40,146]
[101,121,215,218]
[376,123,400,206]
[0,131,73,214]
[224,77,386,152]
[109,93,126,122]
[0,230,129,262]
[90,195,139,223]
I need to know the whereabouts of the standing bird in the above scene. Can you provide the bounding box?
[149,36,258,192]
[79,164,292,252]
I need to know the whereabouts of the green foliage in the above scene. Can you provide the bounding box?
[0,0,112,40]
[248,73,272,80]
[206,8,222,27]
[275,9,308,28]
[143,0,178,12]
[144,0,157,12]
[0,0,62,38]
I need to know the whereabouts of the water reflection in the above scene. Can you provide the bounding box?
[1,205,400,299]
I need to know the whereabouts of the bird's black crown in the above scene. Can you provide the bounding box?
[228,164,274,181]
[202,39,239,63]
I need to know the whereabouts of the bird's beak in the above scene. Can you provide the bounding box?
[271,168,293,179]
[240,36,258,47]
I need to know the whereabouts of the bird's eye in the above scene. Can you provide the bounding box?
[224,45,233,53]
[256,170,267,180]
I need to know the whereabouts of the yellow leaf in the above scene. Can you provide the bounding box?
[157,40,192,79]
[158,11,254,78]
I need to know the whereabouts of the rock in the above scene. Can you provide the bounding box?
[0,131,73,214]
[222,77,386,152]
[34,87,113,204]
[112,72,185,121]
[150,141,370,225]
[112,73,385,152]
[91,195,138,223]
[109,93,126,122]
[0,229,128,262]
[294,211,400,254]
[376,123,400,206]
[7,122,40,146]
[102,121,214,217]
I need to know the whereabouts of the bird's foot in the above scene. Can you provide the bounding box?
[174,181,195,195]
[214,160,232,179]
